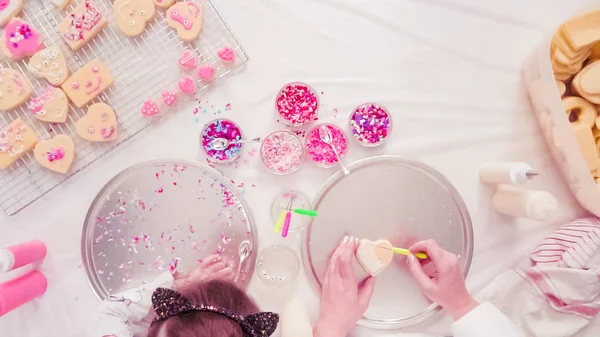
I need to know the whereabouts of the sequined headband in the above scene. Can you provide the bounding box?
[151,287,279,337]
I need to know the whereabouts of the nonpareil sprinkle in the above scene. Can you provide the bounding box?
[260,130,304,175]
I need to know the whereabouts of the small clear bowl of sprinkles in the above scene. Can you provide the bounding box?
[349,103,392,147]
[305,123,348,168]
[275,82,319,126]
[200,118,244,163]
[260,130,305,175]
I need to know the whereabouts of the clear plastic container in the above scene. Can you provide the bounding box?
[199,118,244,164]
[305,123,348,168]
[348,102,393,147]
[524,3,600,216]
[275,82,319,127]
[260,130,305,175]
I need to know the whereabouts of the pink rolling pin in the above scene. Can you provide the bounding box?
[0,271,48,317]
[0,240,47,273]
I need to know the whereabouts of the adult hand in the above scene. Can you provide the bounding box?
[174,254,234,288]
[406,239,478,320]
[314,236,375,337]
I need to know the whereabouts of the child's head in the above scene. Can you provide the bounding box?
[148,279,276,337]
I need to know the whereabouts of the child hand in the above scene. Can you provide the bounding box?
[175,254,234,288]
[314,236,375,337]
[406,239,478,320]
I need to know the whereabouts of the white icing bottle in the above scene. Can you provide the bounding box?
[492,186,559,221]
[281,297,313,337]
[479,162,539,184]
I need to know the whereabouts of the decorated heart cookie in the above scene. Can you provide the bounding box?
[62,58,114,108]
[166,1,203,41]
[0,118,38,169]
[217,46,235,63]
[0,68,33,111]
[0,18,42,60]
[28,87,70,123]
[52,0,72,9]
[28,46,70,86]
[178,49,196,68]
[34,134,75,174]
[141,99,159,116]
[76,103,118,142]
[197,64,214,81]
[59,0,108,51]
[356,239,394,276]
[114,0,156,37]
[0,0,22,27]
[178,75,195,94]
[152,0,175,9]
[161,89,177,106]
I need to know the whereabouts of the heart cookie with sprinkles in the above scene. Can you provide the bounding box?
[356,239,394,276]
[28,46,70,86]
[28,87,70,123]
[76,103,118,142]
[34,134,75,174]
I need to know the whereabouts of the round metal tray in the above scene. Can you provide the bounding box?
[301,155,473,329]
[82,159,257,300]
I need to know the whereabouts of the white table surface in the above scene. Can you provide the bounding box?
[1,0,597,336]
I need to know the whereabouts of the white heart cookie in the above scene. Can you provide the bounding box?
[0,0,22,26]
[28,87,70,123]
[28,46,70,86]
[0,68,33,111]
[34,134,75,174]
[76,103,118,142]
[356,239,394,276]
[114,0,156,37]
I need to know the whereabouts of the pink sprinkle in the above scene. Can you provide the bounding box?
[156,188,164,193]
[306,124,347,167]
[173,182,177,186]
[260,130,304,175]
[276,82,319,126]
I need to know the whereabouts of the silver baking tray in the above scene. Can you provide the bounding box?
[81,159,256,300]
[302,155,473,329]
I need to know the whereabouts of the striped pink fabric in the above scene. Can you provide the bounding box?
[530,217,600,269]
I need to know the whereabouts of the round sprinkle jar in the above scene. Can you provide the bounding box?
[275,82,319,126]
[349,103,392,147]
[305,123,347,168]
[200,118,243,163]
[260,130,305,175]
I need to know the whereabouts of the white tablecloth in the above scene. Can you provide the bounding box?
[0,0,596,336]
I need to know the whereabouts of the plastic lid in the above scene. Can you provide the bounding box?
[0,249,14,274]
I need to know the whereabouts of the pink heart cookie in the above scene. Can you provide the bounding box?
[178,49,197,69]
[196,64,215,81]
[217,46,235,63]
[141,99,159,116]
[161,90,178,107]
[178,75,196,95]
[0,18,42,60]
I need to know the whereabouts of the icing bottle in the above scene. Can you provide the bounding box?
[0,271,48,317]
[480,162,539,184]
[492,186,559,221]
[0,240,47,273]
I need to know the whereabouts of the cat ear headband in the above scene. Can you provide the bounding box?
[151,287,279,337]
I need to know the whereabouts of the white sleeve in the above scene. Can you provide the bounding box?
[89,272,175,337]
[452,302,523,337]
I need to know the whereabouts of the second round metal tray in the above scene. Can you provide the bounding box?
[81,159,257,300]
[302,155,473,329]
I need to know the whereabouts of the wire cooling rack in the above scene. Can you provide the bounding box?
[0,0,248,215]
